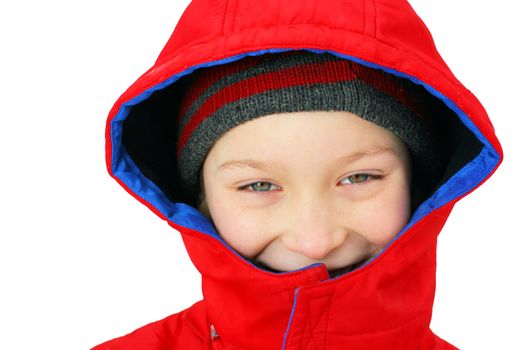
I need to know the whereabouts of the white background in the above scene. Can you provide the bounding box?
[0,1,523,349]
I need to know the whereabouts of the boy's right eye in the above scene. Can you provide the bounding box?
[237,181,280,193]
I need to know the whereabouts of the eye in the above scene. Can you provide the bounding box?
[238,181,280,193]
[340,173,378,185]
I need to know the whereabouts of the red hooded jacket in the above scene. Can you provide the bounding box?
[93,0,503,349]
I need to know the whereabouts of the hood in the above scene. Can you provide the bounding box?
[105,0,503,348]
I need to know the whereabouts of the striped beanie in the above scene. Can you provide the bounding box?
[176,50,440,198]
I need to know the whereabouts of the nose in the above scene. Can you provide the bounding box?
[281,197,347,261]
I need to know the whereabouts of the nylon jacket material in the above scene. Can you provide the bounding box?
[93,0,503,349]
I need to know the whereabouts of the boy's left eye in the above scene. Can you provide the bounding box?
[340,173,374,185]
[238,181,280,192]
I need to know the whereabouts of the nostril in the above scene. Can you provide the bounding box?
[299,241,332,260]
[286,231,346,261]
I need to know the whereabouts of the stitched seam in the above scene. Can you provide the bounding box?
[322,293,332,350]
[231,0,238,33]
[221,0,229,36]
[179,306,209,344]
[166,22,454,84]
[301,294,332,350]
[299,302,309,349]
[373,0,378,38]
[335,313,428,338]
[315,306,325,349]
[361,0,366,35]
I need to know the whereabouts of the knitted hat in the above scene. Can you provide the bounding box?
[176,50,440,201]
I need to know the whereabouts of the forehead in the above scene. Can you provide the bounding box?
[217,147,399,172]
[206,110,409,172]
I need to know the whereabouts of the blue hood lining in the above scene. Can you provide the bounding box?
[110,48,501,271]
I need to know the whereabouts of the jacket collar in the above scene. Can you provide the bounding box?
[171,202,452,349]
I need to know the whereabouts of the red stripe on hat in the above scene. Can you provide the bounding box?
[177,59,358,155]
[177,56,266,123]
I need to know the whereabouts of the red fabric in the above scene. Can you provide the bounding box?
[95,0,503,349]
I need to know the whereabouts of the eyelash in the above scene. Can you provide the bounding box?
[237,181,281,194]
[339,173,383,185]
[236,173,382,194]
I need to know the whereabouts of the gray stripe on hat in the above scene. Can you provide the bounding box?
[179,80,436,188]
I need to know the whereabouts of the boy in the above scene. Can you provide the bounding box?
[94,0,503,349]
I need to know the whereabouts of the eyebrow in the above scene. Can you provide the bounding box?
[218,159,283,172]
[217,147,397,172]
[335,146,398,164]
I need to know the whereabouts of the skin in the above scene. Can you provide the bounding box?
[197,111,412,277]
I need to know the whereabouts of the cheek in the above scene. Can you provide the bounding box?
[353,183,411,247]
[207,199,275,259]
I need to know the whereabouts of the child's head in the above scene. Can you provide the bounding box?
[176,50,439,275]
[197,110,412,275]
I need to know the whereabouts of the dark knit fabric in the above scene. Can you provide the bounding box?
[176,50,440,193]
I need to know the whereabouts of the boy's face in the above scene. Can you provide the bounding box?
[198,111,412,276]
